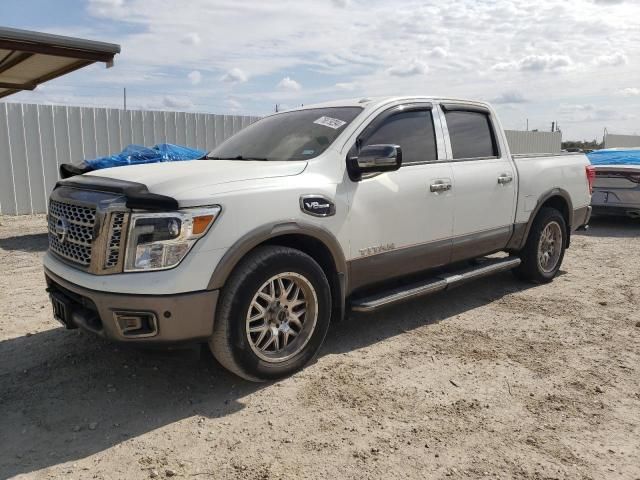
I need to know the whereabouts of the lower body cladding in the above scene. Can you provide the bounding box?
[45,269,219,343]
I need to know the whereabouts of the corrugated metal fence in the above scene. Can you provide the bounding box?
[504,130,562,155]
[604,133,640,149]
[0,102,260,215]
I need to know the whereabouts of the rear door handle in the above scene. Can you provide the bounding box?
[430,182,452,193]
[497,174,513,185]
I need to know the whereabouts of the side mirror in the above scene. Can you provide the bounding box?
[347,144,402,181]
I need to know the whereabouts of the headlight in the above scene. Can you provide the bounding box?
[124,206,221,272]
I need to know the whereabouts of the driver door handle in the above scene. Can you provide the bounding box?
[430,182,452,193]
[497,174,513,185]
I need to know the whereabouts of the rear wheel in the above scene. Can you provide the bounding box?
[513,207,567,283]
[209,245,331,381]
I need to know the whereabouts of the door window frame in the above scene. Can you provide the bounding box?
[439,103,502,162]
[347,102,448,169]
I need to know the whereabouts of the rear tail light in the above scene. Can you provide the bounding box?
[586,165,596,194]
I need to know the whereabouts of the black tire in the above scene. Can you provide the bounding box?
[209,245,331,381]
[513,207,567,284]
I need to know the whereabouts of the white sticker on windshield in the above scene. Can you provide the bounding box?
[314,116,347,129]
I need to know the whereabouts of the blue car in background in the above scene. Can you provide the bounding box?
[587,149,640,219]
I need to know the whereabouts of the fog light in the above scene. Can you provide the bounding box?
[113,311,158,337]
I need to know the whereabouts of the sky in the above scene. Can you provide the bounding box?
[1,0,639,141]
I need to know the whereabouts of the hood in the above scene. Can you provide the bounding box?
[85,159,307,197]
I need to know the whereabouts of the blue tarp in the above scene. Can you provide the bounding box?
[85,143,206,170]
[587,148,640,166]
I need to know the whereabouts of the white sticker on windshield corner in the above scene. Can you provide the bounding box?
[314,116,347,129]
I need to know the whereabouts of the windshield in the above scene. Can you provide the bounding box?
[207,107,363,161]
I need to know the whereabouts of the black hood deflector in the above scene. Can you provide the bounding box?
[55,175,179,211]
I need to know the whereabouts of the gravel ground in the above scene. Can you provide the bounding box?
[0,214,639,480]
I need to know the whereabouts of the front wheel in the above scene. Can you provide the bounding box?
[513,207,567,283]
[209,245,331,381]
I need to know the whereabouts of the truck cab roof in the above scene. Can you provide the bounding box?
[286,96,492,113]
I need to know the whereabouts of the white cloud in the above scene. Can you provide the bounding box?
[91,0,124,6]
[187,70,202,85]
[277,76,301,91]
[331,0,350,7]
[594,51,628,66]
[429,47,448,59]
[491,91,528,104]
[619,87,640,96]
[162,96,194,110]
[559,103,595,114]
[181,33,201,46]
[387,59,428,77]
[335,82,359,91]
[493,54,573,72]
[220,68,248,84]
[87,0,125,16]
[226,98,242,112]
[557,103,636,123]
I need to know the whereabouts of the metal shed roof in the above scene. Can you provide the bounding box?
[0,26,120,99]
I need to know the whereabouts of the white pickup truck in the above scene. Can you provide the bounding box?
[44,96,593,381]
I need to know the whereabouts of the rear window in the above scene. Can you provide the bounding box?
[445,110,498,159]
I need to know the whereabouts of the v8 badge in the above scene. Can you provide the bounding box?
[300,195,336,217]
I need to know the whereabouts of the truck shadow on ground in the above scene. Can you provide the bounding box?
[0,233,49,252]
[0,271,535,478]
[575,216,639,239]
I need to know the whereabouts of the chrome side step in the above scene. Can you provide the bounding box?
[351,278,448,313]
[350,256,521,313]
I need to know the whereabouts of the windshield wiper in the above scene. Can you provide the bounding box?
[206,155,269,161]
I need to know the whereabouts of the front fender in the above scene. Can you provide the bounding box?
[207,221,347,290]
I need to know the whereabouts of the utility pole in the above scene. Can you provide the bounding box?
[551,121,555,132]
[526,118,529,131]
[123,87,127,111]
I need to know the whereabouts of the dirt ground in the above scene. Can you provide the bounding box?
[0,214,638,480]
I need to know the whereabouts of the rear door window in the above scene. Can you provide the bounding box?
[444,110,498,159]
[361,109,437,164]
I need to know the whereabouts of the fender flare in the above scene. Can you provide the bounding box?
[207,221,348,315]
[507,188,574,251]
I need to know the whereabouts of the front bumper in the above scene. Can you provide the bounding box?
[45,268,219,343]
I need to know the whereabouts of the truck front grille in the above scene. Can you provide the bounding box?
[48,200,96,266]
[47,191,129,273]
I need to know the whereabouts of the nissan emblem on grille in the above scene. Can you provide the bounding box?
[55,217,69,244]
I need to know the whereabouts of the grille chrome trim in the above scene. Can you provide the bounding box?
[103,211,129,272]
[48,200,96,266]
[48,187,129,274]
